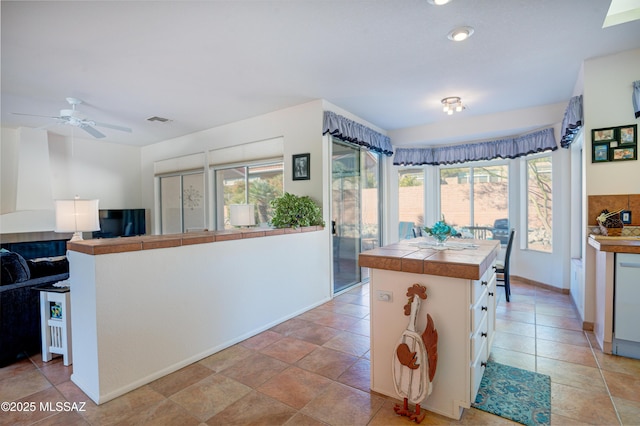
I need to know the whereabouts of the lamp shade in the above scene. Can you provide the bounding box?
[55,199,100,240]
[229,204,255,227]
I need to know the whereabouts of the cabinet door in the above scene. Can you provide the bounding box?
[615,253,640,342]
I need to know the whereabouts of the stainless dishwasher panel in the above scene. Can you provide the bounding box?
[613,253,640,358]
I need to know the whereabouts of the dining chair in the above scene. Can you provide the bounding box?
[494,228,515,302]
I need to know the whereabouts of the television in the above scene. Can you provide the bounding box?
[93,209,146,238]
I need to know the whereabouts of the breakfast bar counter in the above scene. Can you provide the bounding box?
[359,238,500,420]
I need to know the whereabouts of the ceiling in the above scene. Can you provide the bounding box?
[2,0,640,147]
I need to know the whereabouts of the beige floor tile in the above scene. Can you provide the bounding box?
[206,390,297,425]
[0,368,52,402]
[0,357,37,381]
[337,358,370,393]
[219,352,288,388]
[602,369,640,403]
[300,382,385,426]
[269,317,313,336]
[238,330,283,350]
[148,363,214,398]
[312,312,361,331]
[322,331,370,357]
[0,386,66,426]
[594,351,640,377]
[259,336,318,364]
[113,398,201,426]
[492,330,536,355]
[37,358,73,386]
[79,385,166,425]
[282,412,328,425]
[495,309,535,324]
[33,411,90,425]
[197,344,253,373]
[550,382,619,425]
[536,324,589,347]
[170,374,252,421]
[536,339,598,368]
[296,347,358,380]
[343,318,371,337]
[535,304,579,319]
[613,396,640,426]
[453,408,518,425]
[331,303,370,318]
[536,357,606,392]
[369,399,451,425]
[288,322,342,345]
[257,366,333,410]
[495,318,536,337]
[535,313,583,331]
[488,347,536,371]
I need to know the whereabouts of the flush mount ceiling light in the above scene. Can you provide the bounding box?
[427,0,451,5]
[441,97,465,115]
[447,26,474,41]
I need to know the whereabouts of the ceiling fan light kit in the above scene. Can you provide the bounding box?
[426,0,451,5]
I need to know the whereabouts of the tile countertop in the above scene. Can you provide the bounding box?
[359,238,500,280]
[66,226,324,255]
[588,235,640,254]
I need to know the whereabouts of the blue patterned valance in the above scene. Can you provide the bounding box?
[393,127,557,166]
[633,80,640,119]
[560,95,583,148]
[323,111,393,156]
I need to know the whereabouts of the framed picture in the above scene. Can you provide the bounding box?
[292,153,310,180]
[592,128,616,142]
[612,146,636,161]
[621,210,632,225]
[592,143,609,162]
[619,125,637,145]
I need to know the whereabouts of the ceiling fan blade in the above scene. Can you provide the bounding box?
[92,121,132,133]
[12,112,61,120]
[80,125,106,139]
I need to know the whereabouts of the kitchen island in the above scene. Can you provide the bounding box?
[359,238,500,420]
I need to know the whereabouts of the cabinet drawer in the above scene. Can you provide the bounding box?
[471,313,488,362]
[471,289,488,332]
[472,276,491,301]
[471,337,488,398]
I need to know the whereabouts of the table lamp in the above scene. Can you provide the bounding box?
[55,197,100,241]
[229,204,255,228]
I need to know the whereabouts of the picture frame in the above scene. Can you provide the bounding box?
[592,143,609,162]
[612,146,636,161]
[292,153,310,181]
[621,210,632,225]
[619,125,637,145]
[592,127,615,142]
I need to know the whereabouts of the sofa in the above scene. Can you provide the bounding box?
[0,239,69,366]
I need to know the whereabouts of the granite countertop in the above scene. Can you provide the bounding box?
[359,238,500,280]
[67,226,324,255]
[587,235,640,254]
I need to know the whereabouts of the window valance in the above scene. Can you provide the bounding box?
[560,95,583,148]
[323,111,393,156]
[393,127,557,166]
[633,80,640,119]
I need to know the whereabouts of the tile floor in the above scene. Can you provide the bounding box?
[2,279,640,425]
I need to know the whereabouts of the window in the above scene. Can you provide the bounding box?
[159,171,206,234]
[398,169,424,236]
[526,155,552,252]
[440,163,509,242]
[215,160,283,229]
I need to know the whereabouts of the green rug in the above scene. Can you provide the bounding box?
[472,361,551,426]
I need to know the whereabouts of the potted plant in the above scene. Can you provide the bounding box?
[270,192,325,229]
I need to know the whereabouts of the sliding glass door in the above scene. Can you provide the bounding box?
[331,138,381,293]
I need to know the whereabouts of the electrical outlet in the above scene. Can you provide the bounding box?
[376,290,393,302]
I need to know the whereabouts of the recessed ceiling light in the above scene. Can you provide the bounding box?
[447,26,474,41]
[427,0,451,5]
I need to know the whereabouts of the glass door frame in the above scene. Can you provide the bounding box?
[330,137,382,294]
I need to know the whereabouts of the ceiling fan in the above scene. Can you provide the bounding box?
[12,97,132,139]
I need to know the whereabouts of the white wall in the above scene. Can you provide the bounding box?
[582,48,640,325]
[0,128,142,234]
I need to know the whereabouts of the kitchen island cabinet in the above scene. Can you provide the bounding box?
[359,239,500,420]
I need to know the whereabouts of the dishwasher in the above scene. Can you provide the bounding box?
[613,253,640,359]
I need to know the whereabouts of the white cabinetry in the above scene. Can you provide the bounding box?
[369,262,497,420]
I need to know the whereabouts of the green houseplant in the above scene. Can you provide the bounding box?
[270,192,325,229]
